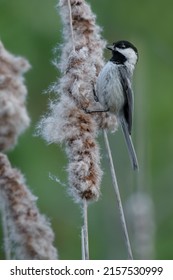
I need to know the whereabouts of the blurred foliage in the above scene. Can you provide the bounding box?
[0,0,173,259]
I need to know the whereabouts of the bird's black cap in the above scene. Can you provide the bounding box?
[107,40,138,56]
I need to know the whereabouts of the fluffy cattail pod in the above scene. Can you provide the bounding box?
[0,153,58,260]
[126,192,155,259]
[38,0,117,203]
[0,41,30,151]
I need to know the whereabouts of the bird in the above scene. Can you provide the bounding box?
[96,40,139,170]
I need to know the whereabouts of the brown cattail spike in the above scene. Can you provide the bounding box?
[0,41,30,151]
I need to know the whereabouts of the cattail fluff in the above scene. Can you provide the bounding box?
[38,0,117,202]
[126,192,155,259]
[0,153,58,260]
[0,41,30,151]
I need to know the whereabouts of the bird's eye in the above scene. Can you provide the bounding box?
[121,44,126,49]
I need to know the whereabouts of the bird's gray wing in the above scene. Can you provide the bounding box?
[119,66,133,135]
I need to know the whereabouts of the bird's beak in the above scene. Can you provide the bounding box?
[106,44,114,51]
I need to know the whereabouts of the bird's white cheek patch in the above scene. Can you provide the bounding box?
[116,47,137,66]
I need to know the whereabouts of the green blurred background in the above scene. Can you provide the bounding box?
[0,0,173,260]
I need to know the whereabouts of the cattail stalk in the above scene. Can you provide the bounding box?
[81,199,89,259]
[81,226,85,259]
[67,0,75,50]
[66,0,89,259]
[103,130,133,259]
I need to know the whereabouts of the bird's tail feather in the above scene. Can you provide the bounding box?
[120,118,139,171]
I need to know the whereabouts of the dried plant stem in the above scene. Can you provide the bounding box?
[81,199,89,260]
[67,0,75,51]
[81,227,85,260]
[103,130,133,260]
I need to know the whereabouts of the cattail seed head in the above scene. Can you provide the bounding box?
[0,41,30,151]
[126,192,156,259]
[38,0,117,203]
[0,153,58,260]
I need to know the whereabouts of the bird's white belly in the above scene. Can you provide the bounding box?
[96,62,124,114]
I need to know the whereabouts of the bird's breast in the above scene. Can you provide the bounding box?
[96,62,124,114]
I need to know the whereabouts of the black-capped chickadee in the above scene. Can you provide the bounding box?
[96,40,139,170]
